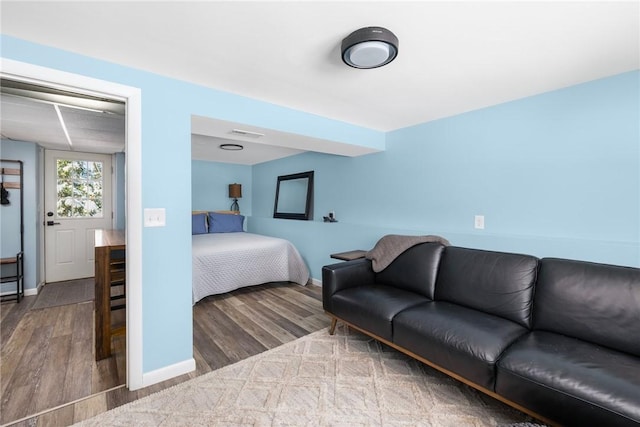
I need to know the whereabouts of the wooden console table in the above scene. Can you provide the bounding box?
[94,229,126,361]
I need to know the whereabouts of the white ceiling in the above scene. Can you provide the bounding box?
[1,1,638,163]
[0,79,127,153]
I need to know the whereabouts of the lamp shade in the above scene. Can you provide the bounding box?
[229,183,242,199]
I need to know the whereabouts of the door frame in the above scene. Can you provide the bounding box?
[1,58,144,390]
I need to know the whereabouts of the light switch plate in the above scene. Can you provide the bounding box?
[474,215,485,230]
[144,208,166,227]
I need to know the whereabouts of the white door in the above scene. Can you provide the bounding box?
[45,150,113,282]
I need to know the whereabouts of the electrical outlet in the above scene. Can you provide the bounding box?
[144,208,166,227]
[474,215,485,230]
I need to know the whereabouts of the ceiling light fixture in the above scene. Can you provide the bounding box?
[341,26,398,69]
[219,143,244,151]
[2,92,113,114]
[54,104,73,149]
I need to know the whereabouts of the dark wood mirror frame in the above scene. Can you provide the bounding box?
[273,171,314,220]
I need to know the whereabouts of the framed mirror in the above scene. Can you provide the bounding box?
[273,171,314,220]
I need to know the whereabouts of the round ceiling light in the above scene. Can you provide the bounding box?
[341,27,398,69]
[219,143,243,151]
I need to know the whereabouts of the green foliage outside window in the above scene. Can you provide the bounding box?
[57,159,103,218]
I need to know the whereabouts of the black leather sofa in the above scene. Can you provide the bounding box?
[322,243,640,426]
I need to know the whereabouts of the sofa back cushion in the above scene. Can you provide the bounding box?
[534,258,640,356]
[375,242,445,300]
[435,247,538,328]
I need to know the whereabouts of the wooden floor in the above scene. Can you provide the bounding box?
[1,281,326,426]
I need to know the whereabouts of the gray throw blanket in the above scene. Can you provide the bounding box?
[365,234,450,272]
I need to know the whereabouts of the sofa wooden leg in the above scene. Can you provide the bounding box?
[329,318,337,335]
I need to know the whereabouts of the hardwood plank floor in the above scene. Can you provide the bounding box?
[1,281,326,426]
[1,296,122,425]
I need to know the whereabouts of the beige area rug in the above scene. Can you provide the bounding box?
[76,325,535,426]
[31,278,94,310]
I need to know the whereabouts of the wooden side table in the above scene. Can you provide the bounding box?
[330,250,367,261]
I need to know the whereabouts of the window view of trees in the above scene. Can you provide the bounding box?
[56,159,103,218]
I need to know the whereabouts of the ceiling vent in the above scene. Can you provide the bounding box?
[230,129,265,138]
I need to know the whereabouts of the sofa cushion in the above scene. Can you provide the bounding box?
[496,331,640,426]
[434,247,538,328]
[393,301,528,390]
[330,285,429,341]
[375,242,445,299]
[533,258,640,356]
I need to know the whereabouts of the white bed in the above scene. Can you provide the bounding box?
[192,232,310,304]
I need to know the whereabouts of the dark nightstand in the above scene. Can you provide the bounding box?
[330,250,367,261]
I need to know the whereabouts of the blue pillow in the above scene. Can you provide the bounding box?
[208,212,244,233]
[192,213,208,235]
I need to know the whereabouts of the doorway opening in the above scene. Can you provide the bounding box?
[0,58,142,424]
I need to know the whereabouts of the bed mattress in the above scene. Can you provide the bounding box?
[192,232,309,304]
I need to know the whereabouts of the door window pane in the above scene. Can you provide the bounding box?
[56,159,104,218]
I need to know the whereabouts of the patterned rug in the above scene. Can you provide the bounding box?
[76,325,536,426]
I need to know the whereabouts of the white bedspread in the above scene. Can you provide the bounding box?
[192,232,309,304]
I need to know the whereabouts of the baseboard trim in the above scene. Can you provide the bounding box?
[16,282,43,297]
[142,358,196,388]
[0,288,37,297]
[310,277,322,287]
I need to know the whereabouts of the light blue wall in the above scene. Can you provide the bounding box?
[192,160,252,215]
[0,140,40,293]
[250,71,640,279]
[1,34,381,374]
[4,32,637,380]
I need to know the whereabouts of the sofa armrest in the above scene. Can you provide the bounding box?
[322,258,375,313]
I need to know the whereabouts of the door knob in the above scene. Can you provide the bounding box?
[46,221,61,226]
